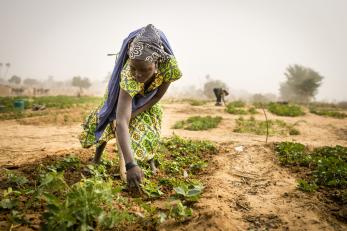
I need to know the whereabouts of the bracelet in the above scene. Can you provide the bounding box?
[125,161,138,171]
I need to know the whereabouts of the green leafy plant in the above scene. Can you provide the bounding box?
[297,179,318,192]
[141,180,164,198]
[5,170,28,188]
[168,201,193,221]
[0,187,21,210]
[173,183,204,202]
[39,169,69,193]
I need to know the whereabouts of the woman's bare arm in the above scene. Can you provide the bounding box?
[115,88,135,163]
[115,88,144,186]
[131,82,170,118]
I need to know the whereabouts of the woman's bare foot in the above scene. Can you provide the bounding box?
[149,159,157,175]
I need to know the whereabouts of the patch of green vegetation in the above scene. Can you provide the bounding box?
[225,101,258,115]
[233,116,300,136]
[309,107,346,119]
[268,103,305,117]
[275,142,347,191]
[0,96,102,120]
[225,105,247,115]
[0,136,218,229]
[248,107,258,114]
[228,100,245,108]
[48,155,81,171]
[274,142,311,166]
[159,136,217,175]
[42,177,134,230]
[252,102,269,109]
[188,100,208,106]
[172,116,222,130]
[289,128,300,135]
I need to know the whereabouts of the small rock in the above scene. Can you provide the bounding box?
[183,170,188,178]
[234,145,244,152]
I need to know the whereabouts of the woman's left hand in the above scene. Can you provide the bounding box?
[126,165,144,190]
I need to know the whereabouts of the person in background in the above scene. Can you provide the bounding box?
[213,88,229,106]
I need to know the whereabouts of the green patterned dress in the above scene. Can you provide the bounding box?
[79,56,182,161]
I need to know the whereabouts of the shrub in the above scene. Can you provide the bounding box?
[227,101,245,108]
[225,105,247,115]
[172,116,222,131]
[233,117,298,136]
[309,107,346,119]
[268,103,305,117]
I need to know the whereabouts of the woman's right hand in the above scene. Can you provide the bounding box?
[126,165,144,190]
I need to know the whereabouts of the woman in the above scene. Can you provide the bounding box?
[79,24,182,188]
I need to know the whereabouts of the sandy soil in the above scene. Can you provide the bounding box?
[0,102,346,230]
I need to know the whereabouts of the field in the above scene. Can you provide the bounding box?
[0,97,347,230]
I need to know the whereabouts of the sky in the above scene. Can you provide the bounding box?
[0,0,346,101]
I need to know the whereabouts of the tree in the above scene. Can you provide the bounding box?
[72,76,91,95]
[203,79,228,99]
[280,65,323,103]
[23,78,40,86]
[8,75,21,85]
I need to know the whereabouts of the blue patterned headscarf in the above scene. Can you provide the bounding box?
[128,24,170,62]
[95,24,174,141]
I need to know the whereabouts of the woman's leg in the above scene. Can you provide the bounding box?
[149,158,157,174]
[93,141,106,164]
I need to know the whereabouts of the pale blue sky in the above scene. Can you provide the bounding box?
[0,0,346,101]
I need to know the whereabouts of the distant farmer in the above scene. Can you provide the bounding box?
[213,88,229,106]
[79,24,182,189]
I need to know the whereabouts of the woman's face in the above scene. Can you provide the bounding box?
[130,59,156,83]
